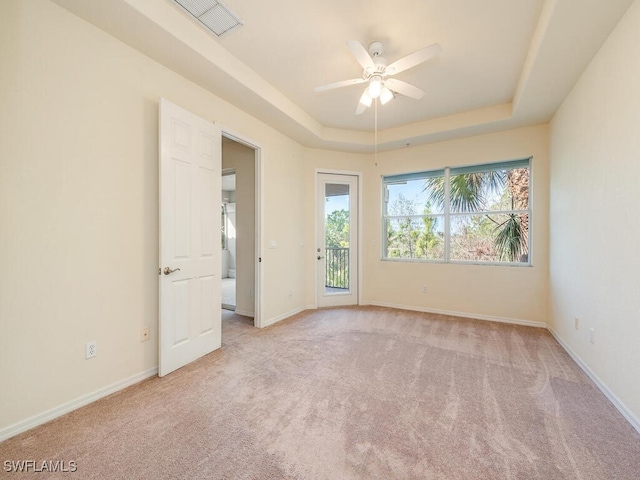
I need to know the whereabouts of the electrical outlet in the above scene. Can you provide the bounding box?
[422,285,428,294]
[289,288,293,297]
[574,317,579,330]
[249,288,253,297]
[589,328,595,344]
[140,326,150,342]
[86,341,97,359]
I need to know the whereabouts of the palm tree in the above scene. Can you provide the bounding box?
[424,168,529,262]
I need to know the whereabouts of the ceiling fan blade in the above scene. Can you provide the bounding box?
[315,77,367,93]
[385,43,442,75]
[385,78,425,99]
[347,40,375,71]
[355,102,367,115]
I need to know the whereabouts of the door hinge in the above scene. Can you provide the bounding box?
[258,257,262,263]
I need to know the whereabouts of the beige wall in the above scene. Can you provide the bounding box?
[222,138,256,316]
[549,0,640,421]
[305,126,549,325]
[366,126,550,324]
[302,149,371,307]
[0,0,306,432]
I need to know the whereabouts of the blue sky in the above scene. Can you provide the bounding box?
[325,194,349,216]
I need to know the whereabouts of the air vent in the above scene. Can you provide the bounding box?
[173,0,244,38]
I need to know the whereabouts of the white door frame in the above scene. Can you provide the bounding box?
[220,127,264,328]
[314,169,363,307]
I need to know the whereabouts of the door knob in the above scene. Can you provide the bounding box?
[163,267,181,275]
[317,256,324,260]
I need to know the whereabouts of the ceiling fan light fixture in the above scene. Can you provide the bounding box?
[314,40,442,116]
[380,86,394,105]
[359,90,373,107]
[368,76,382,99]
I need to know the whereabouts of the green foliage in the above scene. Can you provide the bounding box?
[325,209,349,248]
[325,208,350,288]
[425,171,506,212]
[419,168,528,262]
[494,214,528,262]
[417,214,442,257]
[385,194,442,259]
[372,166,530,264]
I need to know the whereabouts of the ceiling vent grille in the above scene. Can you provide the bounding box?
[173,0,244,38]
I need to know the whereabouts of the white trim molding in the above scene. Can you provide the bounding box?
[260,305,315,329]
[0,368,158,443]
[548,327,640,435]
[368,301,547,328]
[314,168,364,309]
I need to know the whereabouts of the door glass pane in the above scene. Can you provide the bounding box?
[325,183,350,294]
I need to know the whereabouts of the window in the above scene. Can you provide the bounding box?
[382,158,531,265]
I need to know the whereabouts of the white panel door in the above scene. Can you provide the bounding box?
[316,174,358,307]
[159,98,221,377]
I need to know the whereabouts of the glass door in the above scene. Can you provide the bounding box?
[316,174,358,307]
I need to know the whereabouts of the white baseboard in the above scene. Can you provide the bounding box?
[260,305,314,328]
[234,309,254,318]
[0,367,158,443]
[367,301,547,328]
[547,327,640,435]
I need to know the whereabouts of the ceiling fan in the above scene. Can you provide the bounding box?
[315,40,442,114]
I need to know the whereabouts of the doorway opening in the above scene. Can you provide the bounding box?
[221,135,260,341]
[221,171,236,311]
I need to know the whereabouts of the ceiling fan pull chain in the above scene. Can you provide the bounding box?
[374,99,378,166]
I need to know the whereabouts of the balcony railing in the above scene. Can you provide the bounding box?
[325,247,349,290]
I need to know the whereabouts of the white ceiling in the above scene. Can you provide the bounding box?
[220,0,544,131]
[53,0,634,152]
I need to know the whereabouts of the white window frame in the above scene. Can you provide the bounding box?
[381,157,532,267]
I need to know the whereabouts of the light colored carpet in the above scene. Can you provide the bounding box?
[2,306,640,479]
